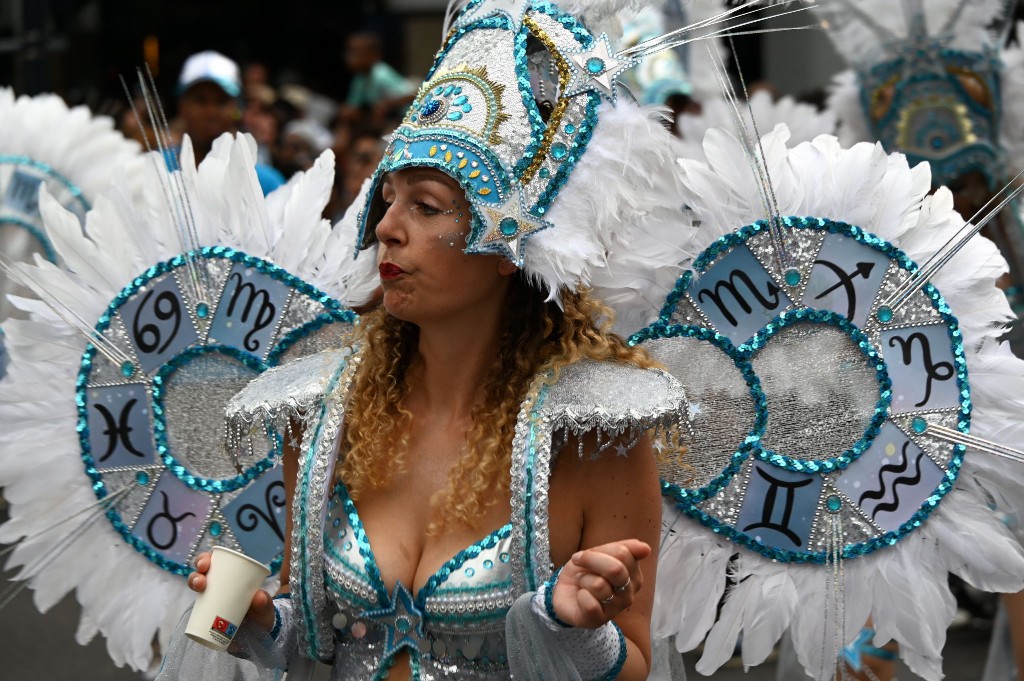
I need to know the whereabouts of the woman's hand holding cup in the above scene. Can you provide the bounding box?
[185,548,274,649]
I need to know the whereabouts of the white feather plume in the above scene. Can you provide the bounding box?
[528,102,696,335]
[814,0,1009,66]
[678,90,837,164]
[0,132,345,671]
[655,124,1024,680]
[0,88,142,203]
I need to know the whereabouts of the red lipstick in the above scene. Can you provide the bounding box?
[379,263,406,280]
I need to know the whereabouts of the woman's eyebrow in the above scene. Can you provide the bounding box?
[403,169,460,189]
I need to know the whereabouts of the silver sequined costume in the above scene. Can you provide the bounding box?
[221,345,685,680]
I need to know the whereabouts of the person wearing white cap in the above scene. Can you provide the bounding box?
[177,50,284,195]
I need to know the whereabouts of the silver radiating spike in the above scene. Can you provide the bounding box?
[926,423,1024,465]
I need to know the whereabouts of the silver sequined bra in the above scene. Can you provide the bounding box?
[322,482,517,679]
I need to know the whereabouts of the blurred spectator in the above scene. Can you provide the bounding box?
[176,50,284,194]
[339,31,415,129]
[243,83,279,167]
[276,118,334,178]
[344,127,386,206]
[324,126,386,222]
[119,86,159,148]
[243,61,270,94]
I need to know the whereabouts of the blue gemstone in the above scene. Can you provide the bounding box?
[784,269,801,286]
[396,616,411,633]
[447,111,463,121]
[564,123,576,135]
[539,167,550,178]
[465,567,476,577]
[586,57,606,74]
[499,217,519,237]
[483,559,493,569]
[499,552,510,563]
[420,99,443,118]
[876,306,894,323]
[121,361,135,377]
[912,417,928,434]
[551,143,568,161]
[196,302,209,318]
[209,521,222,537]
[135,471,150,485]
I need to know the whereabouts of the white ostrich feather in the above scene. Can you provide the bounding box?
[678,90,837,163]
[0,88,142,202]
[530,102,696,335]
[1000,23,1024,174]
[0,89,143,322]
[656,124,1024,680]
[0,131,350,671]
[814,0,1008,66]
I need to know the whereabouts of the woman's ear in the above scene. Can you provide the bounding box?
[498,258,519,276]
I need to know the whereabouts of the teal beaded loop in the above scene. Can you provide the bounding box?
[637,216,970,564]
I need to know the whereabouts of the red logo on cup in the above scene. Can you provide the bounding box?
[212,616,238,637]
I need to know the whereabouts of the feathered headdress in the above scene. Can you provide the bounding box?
[817,0,1016,188]
[0,88,142,321]
[354,0,808,320]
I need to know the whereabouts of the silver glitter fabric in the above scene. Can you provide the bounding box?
[753,322,879,461]
[645,336,755,491]
[225,346,354,454]
[164,353,264,479]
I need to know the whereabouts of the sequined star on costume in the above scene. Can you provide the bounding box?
[359,582,425,660]
[563,33,638,103]
[473,190,552,266]
[454,0,531,32]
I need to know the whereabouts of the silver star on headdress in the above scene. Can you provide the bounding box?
[564,33,638,103]
[454,0,531,32]
[474,189,552,265]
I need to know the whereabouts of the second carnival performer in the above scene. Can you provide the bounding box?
[162,0,694,679]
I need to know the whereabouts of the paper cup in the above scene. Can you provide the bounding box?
[185,546,271,651]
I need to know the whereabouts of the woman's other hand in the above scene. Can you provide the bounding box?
[551,538,651,628]
[187,552,277,632]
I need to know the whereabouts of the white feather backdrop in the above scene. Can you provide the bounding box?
[0,132,377,671]
[651,125,1024,681]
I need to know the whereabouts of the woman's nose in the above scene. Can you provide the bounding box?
[374,202,406,246]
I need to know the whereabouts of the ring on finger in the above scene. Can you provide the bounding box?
[601,594,614,605]
[615,576,631,593]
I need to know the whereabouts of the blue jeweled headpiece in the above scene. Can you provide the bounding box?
[356,0,641,268]
[818,0,1012,188]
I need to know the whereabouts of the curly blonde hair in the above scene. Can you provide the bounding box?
[336,274,658,531]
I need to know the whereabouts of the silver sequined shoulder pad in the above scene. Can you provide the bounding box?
[541,360,687,437]
[225,347,352,437]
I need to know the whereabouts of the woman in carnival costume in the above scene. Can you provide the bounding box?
[165,0,694,679]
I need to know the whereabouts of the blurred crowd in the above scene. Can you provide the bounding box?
[120,32,414,221]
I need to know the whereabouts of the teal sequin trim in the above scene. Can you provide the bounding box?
[594,622,627,681]
[0,154,90,214]
[0,216,58,263]
[542,567,572,628]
